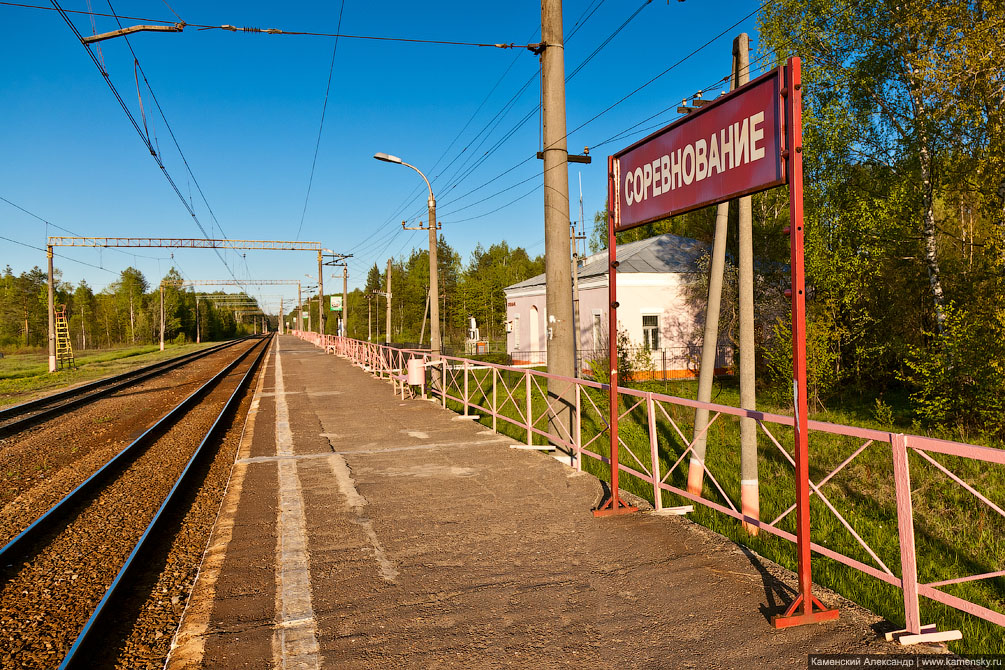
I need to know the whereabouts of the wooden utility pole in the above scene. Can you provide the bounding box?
[385,259,392,344]
[735,33,759,534]
[541,0,575,444]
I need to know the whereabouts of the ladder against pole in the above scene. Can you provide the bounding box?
[55,304,75,371]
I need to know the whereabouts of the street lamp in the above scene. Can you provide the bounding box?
[373,152,440,366]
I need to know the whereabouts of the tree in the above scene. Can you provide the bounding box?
[72,280,95,350]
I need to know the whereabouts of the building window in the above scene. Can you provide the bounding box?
[592,311,603,349]
[514,315,520,350]
[642,314,660,350]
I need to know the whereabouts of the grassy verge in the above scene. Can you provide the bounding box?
[440,365,1005,653]
[0,342,223,407]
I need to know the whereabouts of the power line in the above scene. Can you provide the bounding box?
[349,1,632,260]
[5,1,531,48]
[1,195,171,262]
[0,235,116,274]
[296,0,346,241]
[400,0,771,227]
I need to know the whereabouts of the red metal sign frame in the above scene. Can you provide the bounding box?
[602,57,837,628]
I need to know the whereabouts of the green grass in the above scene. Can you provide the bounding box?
[439,365,1005,653]
[0,341,222,407]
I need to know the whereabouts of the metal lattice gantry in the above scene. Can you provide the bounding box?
[45,237,325,372]
[48,237,322,251]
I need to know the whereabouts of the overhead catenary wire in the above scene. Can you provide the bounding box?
[295,0,346,241]
[3,1,532,48]
[49,0,245,289]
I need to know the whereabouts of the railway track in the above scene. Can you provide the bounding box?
[0,334,271,669]
[0,338,245,439]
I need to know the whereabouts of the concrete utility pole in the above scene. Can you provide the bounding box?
[735,33,759,534]
[385,259,392,344]
[688,43,739,499]
[342,265,348,337]
[367,294,372,341]
[540,0,576,444]
[297,281,302,332]
[318,251,325,336]
[159,283,165,351]
[47,245,56,373]
[195,291,201,344]
[279,297,284,334]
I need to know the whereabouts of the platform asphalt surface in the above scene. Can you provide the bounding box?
[168,334,918,669]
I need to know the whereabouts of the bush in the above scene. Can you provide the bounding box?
[903,303,1005,438]
[584,326,635,385]
[764,314,843,410]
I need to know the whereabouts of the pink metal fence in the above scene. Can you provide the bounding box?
[292,330,1005,642]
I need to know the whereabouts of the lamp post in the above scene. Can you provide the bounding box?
[374,152,440,366]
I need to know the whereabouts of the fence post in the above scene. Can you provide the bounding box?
[492,367,498,433]
[525,370,532,446]
[442,359,447,408]
[892,433,922,635]
[463,360,470,416]
[574,383,582,471]
[647,392,662,510]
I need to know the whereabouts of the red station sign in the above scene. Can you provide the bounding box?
[613,67,785,232]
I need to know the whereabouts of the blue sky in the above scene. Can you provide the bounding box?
[1,0,767,313]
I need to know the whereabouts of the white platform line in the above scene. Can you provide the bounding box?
[271,343,321,670]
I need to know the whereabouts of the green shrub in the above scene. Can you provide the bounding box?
[764,314,844,409]
[904,303,1005,438]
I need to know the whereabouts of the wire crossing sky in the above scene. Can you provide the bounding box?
[1,0,765,311]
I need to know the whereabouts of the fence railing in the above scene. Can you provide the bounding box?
[294,331,1005,644]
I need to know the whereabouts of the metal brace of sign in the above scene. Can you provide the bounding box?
[602,57,836,628]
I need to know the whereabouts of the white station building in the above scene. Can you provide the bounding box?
[503,233,732,379]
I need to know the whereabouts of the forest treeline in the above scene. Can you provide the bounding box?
[316,240,544,350]
[1,239,545,356]
[0,266,262,350]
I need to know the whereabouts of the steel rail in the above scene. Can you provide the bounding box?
[0,338,249,437]
[60,334,272,668]
[0,336,267,565]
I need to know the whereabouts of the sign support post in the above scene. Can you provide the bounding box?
[771,56,839,628]
[594,156,638,517]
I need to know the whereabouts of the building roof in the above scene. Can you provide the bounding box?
[505,232,708,292]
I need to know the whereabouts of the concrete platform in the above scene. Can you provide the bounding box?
[167,335,914,669]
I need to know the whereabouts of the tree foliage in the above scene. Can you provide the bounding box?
[753,0,1005,433]
[0,265,262,350]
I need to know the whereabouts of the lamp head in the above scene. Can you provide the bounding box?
[373,152,402,164]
